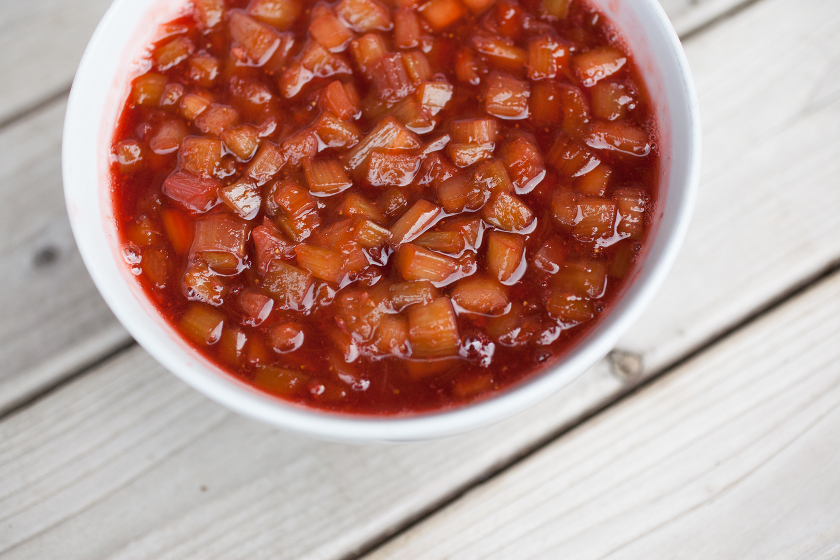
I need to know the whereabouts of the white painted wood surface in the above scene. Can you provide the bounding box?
[365,271,840,560]
[1,0,838,558]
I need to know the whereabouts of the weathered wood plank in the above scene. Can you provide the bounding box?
[364,268,840,560]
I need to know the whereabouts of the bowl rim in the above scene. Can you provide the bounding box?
[63,0,700,443]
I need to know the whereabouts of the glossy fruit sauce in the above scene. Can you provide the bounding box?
[111,0,659,415]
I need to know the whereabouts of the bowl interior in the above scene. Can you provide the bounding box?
[63,0,699,443]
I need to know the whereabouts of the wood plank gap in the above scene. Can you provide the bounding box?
[677,0,767,40]
[346,254,840,560]
[0,87,71,133]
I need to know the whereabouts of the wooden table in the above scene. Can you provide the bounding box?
[2,0,840,557]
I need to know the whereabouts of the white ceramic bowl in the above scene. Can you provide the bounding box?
[63,0,700,443]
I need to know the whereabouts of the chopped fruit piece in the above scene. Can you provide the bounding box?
[310,12,355,52]
[320,81,361,120]
[183,260,227,306]
[253,365,309,396]
[313,111,362,149]
[486,230,525,284]
[530,81,563,126]
[455,48,482,85]
[376,314,410,355]
[265,180,321,241]
[557,83,590,135]
[614,187,647,239]
[181,304,225,344]
[304,159,353,196]
[390,200,442,246]
[337,192,387,224]
[547,133,600,177]
[395,9,422,49]
[154,36,194,71]
[302,41,353,76]
[312,219,357,251]
[195,0,225,28]
[191,214,250,266]
[179,136,222,178]
[453,373,495,398]
[132,73,168,106]
[240,290,275,325]
[472,159,513,193]
[419,0,465,30]
[295,244,346,284]
[220,179,262,220]
[366,151,423,187]
[279,130,318,168]
[418,152,458,187]
[229,10,290,67]
[592,82,635,121]
[402,50,433,84]
[532,235,568,274]
[246,141,285,185]
[336,287,390,341]
[452,275,509,314]
[271,322,305,352]
[451,118,498,144]
[550,189,578,227]
[161,209,194,255]
[472,35,527,72]
[347,116,421,169]
[336,0,392,32]
[447,143,495,168]
[482,191,535,232]
[552,260,607,298]
[195,104,239,136]
[219,327,247,367]
[249,0,302,30]
[574,47,627,87]
[417,81,453,115]
[160,82,185,107]
[354,218,393,247]
[498,133,545,194]
[576,163,611,196]
[252,220,296,275]
[527,35,568,80]
[222,124,261,160]
[371,54,415,103]
[585,121,651,156]
[377,188,410,218]
[163,170,219,213]
[262,260,314,310]
[539,0,570,18]
[437,173,487,213]
[415,230,465,254]
[485,72,530,120]
[350,33,389,74]
[573,197,616,241]
[387,96,434,134]
[141,247,171,287]
[461,0,496,14]
[443,215,484,249]
[180,92,213,121]
[114,140,144,174]
[186,55,220,87]
[395,243,459,283]
[546,293,593,326]
[389,280,439,310]
[408,297,460,358]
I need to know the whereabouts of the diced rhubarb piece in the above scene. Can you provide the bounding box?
[191,214,250,264]
[377,188,410,218]
[376,314,410,355]
[295,244,346,284]
[576,163,611,196]
[265,179,321,241]
[447,143,495,168]
[482,191,535,232]
[389,280,439,310]
[252,219,296,274]
[253,364,308,395]
[574,47,628,87]
[220,179,262,220]
[195,0,225,28]
[132,73,168,106]
[443,215,484,249]
[336,0,392,32]
[222,125,261,161]
[128,216,161,247]
[390,200,442,246]
[452,275,508,314]
[195,104,240,136]
[547,133,600,177]
[527,35,568,80]
[461,0,496,14]
[552,260,607,298]
[346,116,421,169]
[246,141,285,185]
[313,112,362,149]
[437,173,487,213]
[366,151,422,187]
[301,40,354,77]
[495,0,523,37]
[229,10,291,67]
[350,33,389,75]
[419,0,465,30]
[550,189,577,227]
[337,192,387,224]
[249,0,302,30]
[186,54,220,88]
[310,12,355,52]
[303,159,353,196]
[279,130,318,168]
[455,48,482,85]
[557,83,590,125]
[219,327,248,367]
[573,197,616,241]
[529,81,563,126]
[546,293,593,326]
[150,119,188,156]
[452,373,494,398]
[416,81,453,116]
[532,235,568,274]
[415,230,465,254]
[498,133,545,194]
[592,82,635,121]
[240,290,274,325]
[160,83,185,108]
[609,242,637,280]
[371,54,415,103]
[336,287,390,341]
[270,322,305,352]
[407,297,460,358]
[486,230,525,284]
[472,35,527,72]
[472,158,513,193]
[154,36,194,71]
[394,243,458,284]
[586,121,651,156]
[614,187,647,239]
[402,50,433,84]
[262,260,315,310]
[180,304,225,344]
[141,247,171,288]
[179,136,222,178]
[113,140,144,174]
[161,208,193,255]
[354,218,393,247]
[485,72,530,120]
[451,118,498,145]
[417,152,458,187]
[404,357,461,378]
[320,81,361,120]
[163,170,219,213]
[421,133,451,155]
[486,302,539,346]
[180,92,213,121]
[183,260,227,305]
[387,96,434,134]
[539,0,570,18]
[394,9,422,49]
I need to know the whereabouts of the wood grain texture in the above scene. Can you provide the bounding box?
[364,267,840,560]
